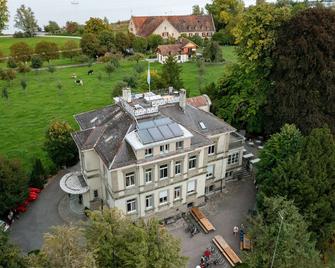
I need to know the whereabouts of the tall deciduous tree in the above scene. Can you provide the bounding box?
[86,209,187,268]
[14,5,38,37]
[43,21,60,34]
[245,196,321,268]
[35,41,59,62]
[192,5,204,15]
[161,55,183,89]
[266,7,335,134]
[97,30,115,52]
[203,40,222,62]
[80,33,102,58]
[0,156,28,216]
[84,17,110,34]
[44,121,78,168]
[10,42,33,62]
[0,0,9,34]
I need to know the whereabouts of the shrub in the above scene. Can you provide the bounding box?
[17,63,31,73]
[112,81,127,97]
[47,65,56,73]
[13,31,27,38]
[10,42,33,62]
[73,54,90,63]
[0,69,16,81]
[7,57,17,68]
[31,55,43,69]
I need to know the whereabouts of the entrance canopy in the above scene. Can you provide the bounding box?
[60,172,89,195]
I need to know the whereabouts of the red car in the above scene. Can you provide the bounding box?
[29,187,41,194]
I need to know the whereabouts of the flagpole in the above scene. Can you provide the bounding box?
[147,62,151,92]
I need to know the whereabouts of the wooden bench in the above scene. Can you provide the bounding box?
[212,235,242,267]
[190,207,215,233]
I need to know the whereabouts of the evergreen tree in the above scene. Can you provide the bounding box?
[161,55,183,89]
[29,158,46,189]
[203,40,222,62]
[0,231,27,267]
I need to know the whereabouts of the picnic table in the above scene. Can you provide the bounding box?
[212,235,242,267]
[190,207,215,233]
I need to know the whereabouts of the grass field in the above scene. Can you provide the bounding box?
[0,36,80,56]
[0,46,236,172]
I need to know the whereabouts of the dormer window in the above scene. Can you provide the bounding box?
[160,144,169,154]
[145,148,153,158]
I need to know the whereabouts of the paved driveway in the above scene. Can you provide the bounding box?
[9,168,73,253]
[168,177,256,268]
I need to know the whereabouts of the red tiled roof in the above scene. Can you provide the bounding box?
[131,15,215,37]
[157,38,197,56]
[186,95,211,108]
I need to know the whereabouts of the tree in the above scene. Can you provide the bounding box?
[205,0,244,42]
[244,196,321,268]
[203,40,222,62]
[132,36,148,53]
[44,121,78,168]
[0,68,16,82]
[0,0,9,34]
[147,34,163,51]
[35,41,59,62]
[97,30,115,51]
[80,33,102,58]
[1,87,8,100]
[192,5,205,15]
[0,231,27,267]
[14,5,38,37]
[62,40,80,60]
[266,7,335,135]
[196,59,205,91]
[161,55,183,89]
[111,81,127,97]
[114,32,131,52]
[29,158,46,189]
[44,21,60,34]
[28,225,96,268]
[10,42,33,62]
[0,156,28,216]
[65,21,79,34]
[84,17,110,34]
[86,209,187,268]
[104,62,115,78]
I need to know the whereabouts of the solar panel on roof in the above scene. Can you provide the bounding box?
[138,129,154,144]
[158,125,174,139]
[148,127,164,142]
[168,123,183,137]
[138,120,155,130]
[154,117,172,126]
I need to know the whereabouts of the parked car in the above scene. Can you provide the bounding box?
[0,220,10,232]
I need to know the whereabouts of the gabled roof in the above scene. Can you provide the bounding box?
[131,15,215,37]
[157,38,197,56]
[72,97,234,169]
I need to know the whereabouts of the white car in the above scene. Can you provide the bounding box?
[0,220,9,232]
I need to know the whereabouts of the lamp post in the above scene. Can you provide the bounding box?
[270,212,284,268]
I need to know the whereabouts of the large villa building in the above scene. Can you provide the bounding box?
[128,15,216,39]
[60,89,244,219]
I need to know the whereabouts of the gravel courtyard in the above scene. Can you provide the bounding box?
[168,177,256,268]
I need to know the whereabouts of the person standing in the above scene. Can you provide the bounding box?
[233,226,239,236]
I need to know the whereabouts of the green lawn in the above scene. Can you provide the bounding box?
[0,36,80,56]
[0,47,235,172]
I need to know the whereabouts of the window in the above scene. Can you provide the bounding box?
[125,172,135,187]
[199,121,207,129]
[225,171,233,178]
[206,165,214,179]
[187,180,196,194]
[174,186,181,200]
[145,148,153,158]
[93,190,98,198]
[145,195,153,209]
[159,190,168,204]
[188,155,197,169]
[175,161,181,175]
[145,169,152,184]
[228,152,239,165]
[160,144,169,154]
[159,164,168,179]
[176,141,183,150]
[208,145,215,155]
[127,199,136,213]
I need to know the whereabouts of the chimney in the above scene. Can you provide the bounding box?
[179,89,186,111]
[122,88,132,103]
[168,86,173,95]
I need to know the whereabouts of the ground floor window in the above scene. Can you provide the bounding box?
[126,199,136,213]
